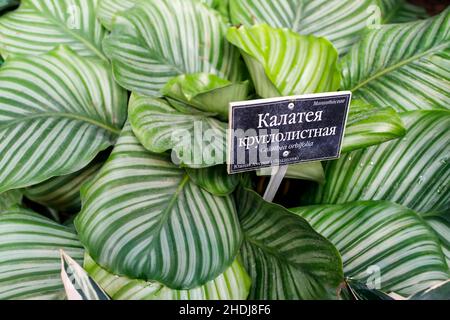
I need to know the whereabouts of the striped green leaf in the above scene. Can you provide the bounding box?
[0,46,127,194]
[0,189,21,211]
[60,250,109,300]
[409,280,450,300]
[85,254,251,300]
[341,99,406,154]
[424,214,450,266]
[292,201,449,295]
[103,0,243,96]
[128,93,227,168]
[304,111,450,216]
[341,9,450,112]
[97,0,223,30]
[229,0,377,54]
[227,24,341,99]
[75,124,242,289]
[162,73,251,121]
[186,166,240,196]
[96,0,137,30]
[0,0,108,60]
[303,111,450,268]
[238,188,343,300]
[24,160,104,213]
[0,208,84,299]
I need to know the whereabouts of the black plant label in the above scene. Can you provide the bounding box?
[228,91,352,174]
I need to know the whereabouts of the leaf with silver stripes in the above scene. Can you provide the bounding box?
[303,111,450,217]
[24,160,104,213]
[424,214,450,267]
[129,93,227,168]
[409,280,450,300]
[75,123,242,289]
[96,0,137,30]
[229,0,377,54]
[302,111,450,268]
[0,46,127,194]
[341,9,450,112]
[103,0,244,96]
[60,250,109,300]
[0,0,108,60]
[96,0,224,30]
[227,24,341,99]
[0,208,84,299]
[238,188,343,300]
[84,254,251,300]
[341,99,406,154]
[292,201,449,295]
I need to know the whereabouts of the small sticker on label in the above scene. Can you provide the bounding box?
[227,91,352,174]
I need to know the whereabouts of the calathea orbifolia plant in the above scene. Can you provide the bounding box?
[0,0,448,300]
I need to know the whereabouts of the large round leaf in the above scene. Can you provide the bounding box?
[103,0,243,96]
[341,9,450,111]
[0,46,127,193]
[304,111,450,215]
[237,188,343,300]
[229,0,377,54]
[227,24,341,99]
[75,124,242,289]
[292,201,449,295]
[0,208,84,299]
[0,0,107,60]
[85,254,251,300]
